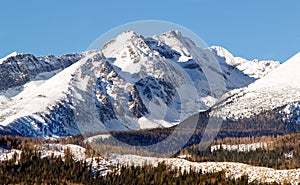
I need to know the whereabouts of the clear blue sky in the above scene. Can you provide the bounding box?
[0,0,299,62]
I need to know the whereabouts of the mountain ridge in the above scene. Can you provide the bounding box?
[0,30,283,137]
[213,52,300,121]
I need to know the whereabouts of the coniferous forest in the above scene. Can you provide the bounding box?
[179,133,300,170]
[0,136,283,185]
[0,150,275,185]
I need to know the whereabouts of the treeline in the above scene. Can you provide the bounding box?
[0,144,97,184]
[0,138,281,185]
[0,135,98,158]
[179,133,300,170]
[0,135,41,150]
[0,147,277,185]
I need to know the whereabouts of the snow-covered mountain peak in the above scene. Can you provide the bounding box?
[159,30,183,39]
[114,30,141,43]
[210,46,236,65]
[102,30,149,58]
[153,30,197,62]
[210,46,280,78]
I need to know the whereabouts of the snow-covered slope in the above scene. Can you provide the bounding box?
[152,31,260,91]
[112,154,300,184]
[211,46,280,78]
[0,52,18,64]
[213,52,300,120]
[0,30,281,137]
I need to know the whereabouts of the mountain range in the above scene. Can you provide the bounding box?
[2,30,297,138]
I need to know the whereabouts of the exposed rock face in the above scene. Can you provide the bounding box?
[0,53,84,91]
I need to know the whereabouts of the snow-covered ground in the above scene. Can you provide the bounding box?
[36,144,118,176]
[112,154,300,184]
[0,147,21,161]
[0,144,114,176]
[36,144,87,160]
[210,142,272,152]
[85,134,111,143]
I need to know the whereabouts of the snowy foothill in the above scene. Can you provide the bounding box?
[36,144,87,161]
[1,143,300,184]
[112,154,300,184]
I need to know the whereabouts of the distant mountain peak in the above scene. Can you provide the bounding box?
[116,30,141,40]
[210,46,280,78]
[102,30,149,58]
[159,30,183,38]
